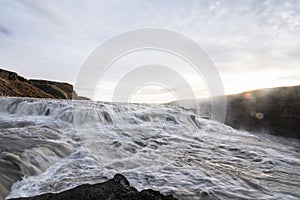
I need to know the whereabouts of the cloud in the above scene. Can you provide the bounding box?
[210,0,222,10]
[0,0,300,100]
[0,25,11,36]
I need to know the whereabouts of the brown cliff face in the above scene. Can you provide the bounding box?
[0,69,53,98]
[29,80,78,99]
[0,69,28,82]
[0,68,85,100]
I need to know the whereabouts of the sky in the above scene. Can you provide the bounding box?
[0,0,300,102]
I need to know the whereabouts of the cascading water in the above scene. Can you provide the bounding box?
[0,97,299,200]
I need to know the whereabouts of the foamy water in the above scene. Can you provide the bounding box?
[0,97,299,200]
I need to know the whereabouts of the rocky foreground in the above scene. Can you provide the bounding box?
[8,174,177,200]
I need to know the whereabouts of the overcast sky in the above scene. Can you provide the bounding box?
[0,0,300,102]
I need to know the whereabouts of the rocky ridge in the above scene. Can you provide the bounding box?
[0,68,88,100]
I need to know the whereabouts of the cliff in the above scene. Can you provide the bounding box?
[0,69,53,98]
[0,68,88,100]
[29,79,77,99]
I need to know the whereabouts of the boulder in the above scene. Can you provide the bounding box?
[8,174,177,200]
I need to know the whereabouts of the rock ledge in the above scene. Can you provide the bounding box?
[9,174,177,200]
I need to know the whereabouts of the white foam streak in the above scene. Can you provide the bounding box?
[0,97,299,200]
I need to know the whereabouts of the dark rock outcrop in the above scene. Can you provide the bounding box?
[8,174,177,200]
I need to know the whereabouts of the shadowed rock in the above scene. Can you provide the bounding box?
[8,174,177,200]
[225,86,300,139]
[169,86,300,139]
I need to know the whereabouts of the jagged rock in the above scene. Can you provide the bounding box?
[8,174,177,200]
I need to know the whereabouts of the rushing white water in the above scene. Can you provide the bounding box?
[0,97,299,200]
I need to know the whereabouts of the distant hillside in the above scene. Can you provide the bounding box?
[169,86,300,139]
[226,86,300,139]
[0,68,89,100]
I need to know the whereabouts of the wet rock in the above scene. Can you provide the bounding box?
[103,111,113,123]
[8,174,177,200]
[112,141,122,147]
[166,114,178,124]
